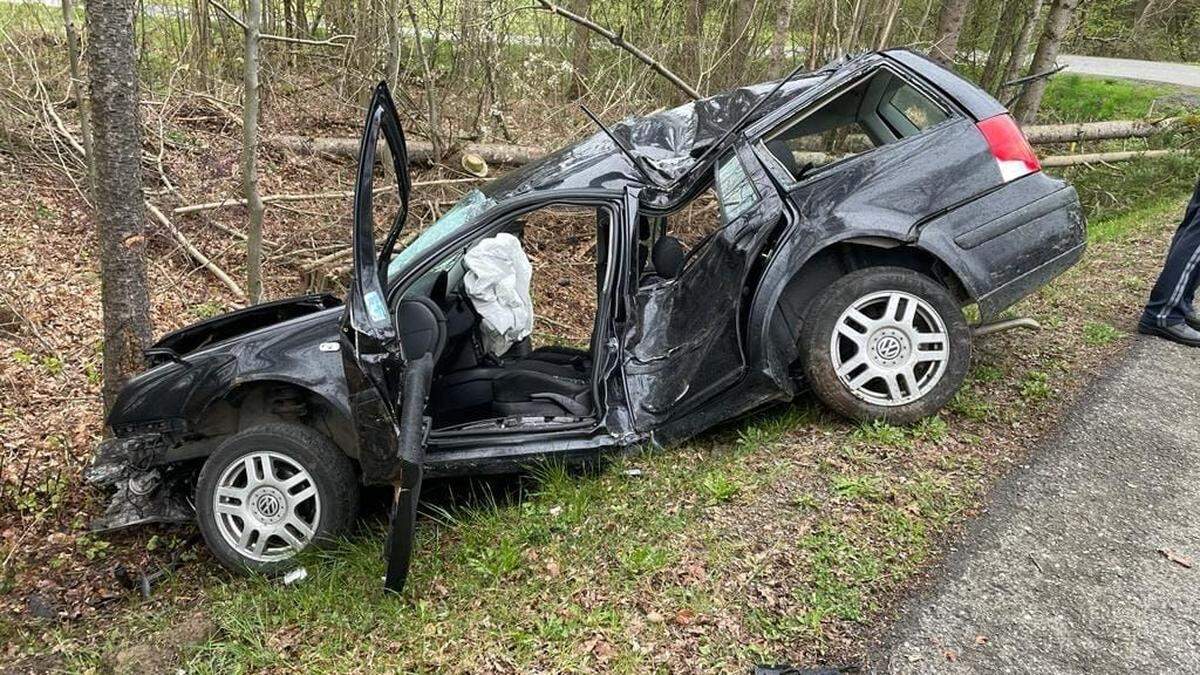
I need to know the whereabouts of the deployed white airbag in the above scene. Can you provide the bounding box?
[463,233,534,357]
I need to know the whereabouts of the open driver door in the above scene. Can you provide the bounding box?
[339,82,434,595]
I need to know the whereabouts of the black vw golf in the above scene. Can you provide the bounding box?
[90,50,1085,590]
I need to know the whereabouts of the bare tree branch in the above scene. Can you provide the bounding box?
[535,0,702,100]
[146,201,247,299]
[207,0,353,47]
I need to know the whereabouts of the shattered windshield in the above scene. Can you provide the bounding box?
[387,189,496,280]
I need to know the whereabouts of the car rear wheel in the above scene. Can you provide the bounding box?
[800,266,970,424]
[195,423,358,575]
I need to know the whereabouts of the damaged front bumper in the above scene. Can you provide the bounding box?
[86,434,193,532]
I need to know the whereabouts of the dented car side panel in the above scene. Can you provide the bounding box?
[105,307,354,462]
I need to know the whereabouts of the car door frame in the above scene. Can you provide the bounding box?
[381,187,645,468]
[339,81,418,484]
[618,137,788,438]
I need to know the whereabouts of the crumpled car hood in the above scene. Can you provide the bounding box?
[152,293,342,359]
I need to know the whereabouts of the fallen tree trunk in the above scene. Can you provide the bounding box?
[1024,117,1181,145]
[268,135,546,165]
[1040,149,1187,167]
[173,178,479,216]
[270,117,1185,167]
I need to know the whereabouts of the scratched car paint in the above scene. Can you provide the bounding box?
[90,50,1085,591]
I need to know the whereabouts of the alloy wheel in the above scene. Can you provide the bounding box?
[828,290,950,407]
[213,451,321,562]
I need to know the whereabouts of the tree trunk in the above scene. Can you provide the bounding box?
[846,0,866,52]
[806,1,823,68]
[406,0,443,162]
[61,0,94,187]
[720,0,754,87]
[295,0,308,37]
[1013,0,1079,124]
[1023,117,1181,144]
[681,0,707,91]
[282,0,295,37]
[770,0,795,76]
[242,0,266,303]
[875,0,903,49]
[998,0,1044,100]
[998,0,1046,98]
[85,0,153,411]
[189,0,210,84]
[979,0,1024,92]
[568,0,591,98]
[928,0,971,68]
[386,0,401,84]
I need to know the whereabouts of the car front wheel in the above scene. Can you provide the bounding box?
[800,266,971,424]
[195,423,358,575]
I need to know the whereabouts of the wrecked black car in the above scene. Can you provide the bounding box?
[90,50,1085,589]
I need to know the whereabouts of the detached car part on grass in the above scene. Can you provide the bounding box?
[89,49,1085,593]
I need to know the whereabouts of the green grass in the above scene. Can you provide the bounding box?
[1061,155,1200,230]
[1082,322,1121,346]
[851,419,910,448]
[1019,370,1053,402]
[948,387,994,421]
[1039,74,1173,124]
[1084,190,1195,245]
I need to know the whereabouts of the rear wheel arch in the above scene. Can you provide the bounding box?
[753,237,974,381]
[799,265,972,423]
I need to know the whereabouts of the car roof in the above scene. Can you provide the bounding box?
[477,69,835,204]
[470,49,1004,211]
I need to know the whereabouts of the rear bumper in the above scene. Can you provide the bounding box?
[977,241,1086,318]
[918,175,1087,319]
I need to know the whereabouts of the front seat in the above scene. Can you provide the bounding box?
[430,353,592,427]
[491,357,592,418]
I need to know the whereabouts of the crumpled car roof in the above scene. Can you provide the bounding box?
[480,73,829,202]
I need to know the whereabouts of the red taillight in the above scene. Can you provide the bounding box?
[976,114,1041,182]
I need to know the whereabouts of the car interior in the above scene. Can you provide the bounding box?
[762,67,952,182]
[393,204,612,432]
[635,188,722,286]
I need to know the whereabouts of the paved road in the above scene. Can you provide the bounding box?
[1060,54,1200,88]
[873,335,1200,673]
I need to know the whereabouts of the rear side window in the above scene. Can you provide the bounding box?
[884,83,949,132]
[762,68,955,182]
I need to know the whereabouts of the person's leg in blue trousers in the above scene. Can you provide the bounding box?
[1139,177,1200,347]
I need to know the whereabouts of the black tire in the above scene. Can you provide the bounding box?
[799,266,971,425]
[195,422,359,575]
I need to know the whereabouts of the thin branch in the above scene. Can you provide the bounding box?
[207,0,353,47]
[534,0,701,100]
[1002,63,1069,89]
[1004,64,1069,108]
[146,201,247,299]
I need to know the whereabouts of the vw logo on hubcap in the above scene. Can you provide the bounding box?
[875,336,903,360]
[868,327,911,367]
[249,486,286,524]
